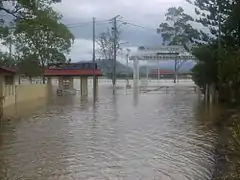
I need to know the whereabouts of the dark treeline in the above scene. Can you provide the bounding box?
[157,1,240,106]
[0,0,74,83]
[157,0,240,179]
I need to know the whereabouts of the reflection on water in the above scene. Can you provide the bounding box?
[0,83,217,180]
[3,97,51,120]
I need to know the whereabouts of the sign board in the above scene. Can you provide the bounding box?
[138,45,186,53]
[129,54,194,61]
[129,45,194,61]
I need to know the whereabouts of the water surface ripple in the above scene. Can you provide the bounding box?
[0,85,217,180]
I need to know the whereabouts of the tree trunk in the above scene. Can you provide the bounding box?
[18,76,21,85]
[209,83,216,104]
[29,77,32,84]
[42,76,46,84]
[41,62,46,84]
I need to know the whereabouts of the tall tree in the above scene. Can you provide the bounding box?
[14,6,74,83]
[0,0,63,41]
[97,27,121,85]
[97,28,121,60]
[157,7,202,51]
[157,7,202,82]
[186,0,231,37]
[191,42,218,90]
[0,0,69,71]
[17,54,42,82]
[0,0,62,20]
[0,51,16,67]
[189,0,240,104]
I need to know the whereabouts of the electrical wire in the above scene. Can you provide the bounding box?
[118,20,157,32]
[65,19,110,26]
[65,19,157,33]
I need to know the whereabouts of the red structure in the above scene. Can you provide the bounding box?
[0,67,17,74]
[44,69,102,76]
[43,62,102,77]
[43,62,101,97]
[151,69,174,75]
[150,69,191,79]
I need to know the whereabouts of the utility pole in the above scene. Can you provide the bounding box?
[174,59,177,83]
[112,17,117,94]
[92,17,97,102]
[126,48,130,86]
[110,15,120,94]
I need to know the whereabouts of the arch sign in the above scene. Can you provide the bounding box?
[129,45,195,61]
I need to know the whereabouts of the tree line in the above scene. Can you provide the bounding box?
[0,0,74,83]
[157,0,240,106]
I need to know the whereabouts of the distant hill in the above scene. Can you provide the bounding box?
[75,59,195,75]
[96,59,133,75]
[76,60,133,75]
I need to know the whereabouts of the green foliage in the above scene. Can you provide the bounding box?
[191,62,206,88]
[14,7,74,66]
[0,0,62,21]
[188,1,240,177]
[188,0,240,105]
[0,0,74,82]
[17,55,42,77]
[186,0,230,36]
[157,7,202,50]
[0,51,16,67]
[9,0,74,82]
[192,43,218,83]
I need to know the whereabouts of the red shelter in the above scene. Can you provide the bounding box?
[43,62,102,77]
[43,62,102,97]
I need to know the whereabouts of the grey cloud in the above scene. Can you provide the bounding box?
[65,19,162,46]
[54,0,195,62]
[55,0,193,45]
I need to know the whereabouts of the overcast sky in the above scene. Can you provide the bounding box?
[53,0,194,62]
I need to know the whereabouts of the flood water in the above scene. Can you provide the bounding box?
[0,80,217,180]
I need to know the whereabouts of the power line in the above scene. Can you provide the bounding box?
[118,20,157,32]
[65,19,109,26]
[67,23,107,29]
[1,17,158,33]
[65,19,157,32]
[66,20,110,29]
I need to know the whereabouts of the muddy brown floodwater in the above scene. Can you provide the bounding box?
[0,84,217,180]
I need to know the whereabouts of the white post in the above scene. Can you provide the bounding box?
[197,86,201,101]
[126,53,129,86]
[146,60,149,80]
[133,57,139,94]
[157,61,160,84]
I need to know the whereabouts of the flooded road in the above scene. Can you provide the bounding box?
[0,80,217,180]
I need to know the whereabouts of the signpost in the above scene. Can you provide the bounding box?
[129,45,195,91]
[129,45,194,61]
[138,45,186,53]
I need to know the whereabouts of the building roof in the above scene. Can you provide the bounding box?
[0,67,17,74]
[43,69,102,76]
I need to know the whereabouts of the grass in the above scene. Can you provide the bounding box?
[213,109,240,180]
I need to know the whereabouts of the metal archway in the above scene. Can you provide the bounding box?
[129,45,195,91]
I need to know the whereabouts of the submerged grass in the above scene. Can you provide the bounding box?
[212,109,240,180]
